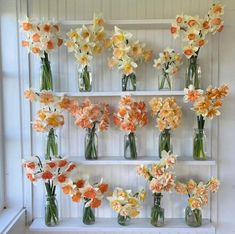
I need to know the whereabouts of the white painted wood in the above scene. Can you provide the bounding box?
[61,19,173,29]
[69,156,216,166]
[29,218,215,233]
[55,90,185,97]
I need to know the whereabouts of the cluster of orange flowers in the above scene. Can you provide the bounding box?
[20,18,63,57]
[171,2,224,58]
[175,178,220,210]
[113,96,147,133]
[149,97,182,132]
[62,177,109,208]
[63,97,110,131]
[184,84,229,119]
[137,151,176,194]
[23,157,77,184]
[24,89,66,132]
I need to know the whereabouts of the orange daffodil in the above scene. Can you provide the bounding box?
[149,97,182,132]
[22,156,78,185]
[107,187,146,219]
[175,177,220,210]
[108,26,153,76]
[64,98,110,132]
[137,151,177,194]
[20,18,63,58]
[184,84,229,120]
[113,96,147,133]
[24,89,66,133]
[65,14,107,67]
[61,175,109,209]
[171,2,224,59]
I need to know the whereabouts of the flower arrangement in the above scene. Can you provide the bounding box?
[108,26,153,91]
[170,2,224,88]
[65,98,110,159]
[113,96,147,159]
[149,97,182,158]
[137,151,176,226]
[175,177,220,227]
[24,89,67,159]
[184,84,228,160]
[23,156,78,226]
[61,176,109,224]
[153,48,182,90]
[65,14,107,92]
[20,18,63,90]
[107,187,146,225]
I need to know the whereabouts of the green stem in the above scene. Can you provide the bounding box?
[85,124,97,160]
[46,128,58,160]
[40,52,53,91]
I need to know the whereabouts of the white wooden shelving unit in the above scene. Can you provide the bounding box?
[28,18,217,234]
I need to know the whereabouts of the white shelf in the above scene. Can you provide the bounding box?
[69,156,216,166]
[60,19,173,29]
[29,218,215,233]
[55,90,185,97]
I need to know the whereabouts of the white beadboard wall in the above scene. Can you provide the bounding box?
[1,0,235,234]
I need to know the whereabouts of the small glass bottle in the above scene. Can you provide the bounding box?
[193,128,207,160]
[124,132,137,160]
[151,193,164,227]
[185,206,202,227]
[45,195,59,226]
[85,128,98,160]
[78,65,92,92]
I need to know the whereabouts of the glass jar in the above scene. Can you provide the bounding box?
[45,194,59,226]
[158,71,173,90]
[185,56,201,89]
[40,52,53,91]
[124,132,137,160]
[85,127,98,160]
[45,128,58,160]
[83,203,95,225]
[122,73,136,91]
[185,206,202,227]
[78,65,92,92]
[151,193,164,227]
[193,128,207,160]
[158,129,171,158]
[118,214,131,226]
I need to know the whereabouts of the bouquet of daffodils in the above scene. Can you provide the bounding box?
[61,176,108,224]
[113,96,147,159]
[108,26,153,91]
[107,187,146,225]
[153,48,182,90]
[170,2,224,88]
[184,84,228,160]
[23,156,77,226]
[175,177,220,226]
[149,97,182,158]
[65,98,110,159]
[65,14,107,91]
[24,89,68,159]
[20,18,63,90]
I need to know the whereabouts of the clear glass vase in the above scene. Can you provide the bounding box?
[85,127,98,160]
[158,72,172,90]
[45,128,58,160]
[118,214,131,226]
[122,73,136,91]
[40,52,53,91]
[83,203,95,225]
[124,132,137,159]
[185,56,201,89]
[151,193,164,227]
[45,194,59,226]
[158,129,171,158]
[193,128,207,160]
[185,206,202,227]
[78,65,92,92]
